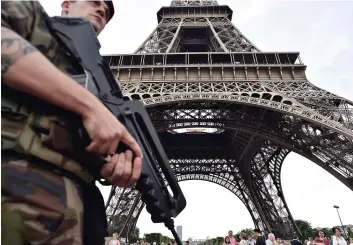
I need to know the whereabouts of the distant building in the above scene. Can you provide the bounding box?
[177,226,183,241]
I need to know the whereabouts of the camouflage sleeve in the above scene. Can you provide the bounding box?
[1,1,37,39]
[1,1,39,77]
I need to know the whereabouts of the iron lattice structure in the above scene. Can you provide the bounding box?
[104,0,353,239]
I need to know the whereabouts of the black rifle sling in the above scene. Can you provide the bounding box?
[49,16,124,101]
[47,16,187,245]
[47,16,114,169]
[48,16,187,217]
[46,16,109,245]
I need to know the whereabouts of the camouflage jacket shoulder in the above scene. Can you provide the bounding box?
[1,1,82,75]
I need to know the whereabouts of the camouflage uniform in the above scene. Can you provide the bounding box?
[1,2,102,245]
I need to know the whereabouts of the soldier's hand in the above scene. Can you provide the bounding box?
[100,150,142,187]
[82,103,143,160]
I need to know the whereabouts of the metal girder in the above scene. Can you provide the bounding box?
[130,94,353,140]
[106,187,139,234]
[170,0,219,7]
[148,104,353,182]
[106,167,266,239]
[106,100,353,238]
[247,145,297,238]
[135,17,258,53]
[207,17,260,52]
[134,18,182,54]
[106,141,294,238]
[105,0,353,240]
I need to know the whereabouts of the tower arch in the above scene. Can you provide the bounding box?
[104,0,353,240]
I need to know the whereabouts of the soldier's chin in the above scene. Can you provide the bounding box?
[94,22,104,34]
[90,22,101,33]
[87,18,101,33]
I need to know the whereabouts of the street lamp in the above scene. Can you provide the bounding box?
[333,205,347,238]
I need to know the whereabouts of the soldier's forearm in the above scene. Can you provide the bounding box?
[1,26,102,118]
[1,26,37,77]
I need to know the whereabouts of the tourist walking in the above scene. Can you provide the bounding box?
[254,229,266,245]
[266,233,276,245]
[109,234,120,245]
[314,230,329,245]
[332,228,347,245]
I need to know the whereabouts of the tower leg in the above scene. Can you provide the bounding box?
[243,145,299,239]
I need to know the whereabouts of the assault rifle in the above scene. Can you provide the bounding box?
[49,17,186,245]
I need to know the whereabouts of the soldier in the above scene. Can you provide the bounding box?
[1,1,143,245]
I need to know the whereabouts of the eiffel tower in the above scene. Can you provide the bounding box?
[104,0,353,239]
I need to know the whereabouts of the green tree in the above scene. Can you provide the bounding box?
[145,234,152,243]
[206,237,223,245]
[162,236,171,243]
[216,237,224,245]
[144,233,163,244]
[128,227,140,243]
[347,229,353,239]
[312,227,334,238]
[295,220,314,240]
[237,228,254,238]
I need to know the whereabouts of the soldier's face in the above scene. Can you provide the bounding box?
[61,1,109,34]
